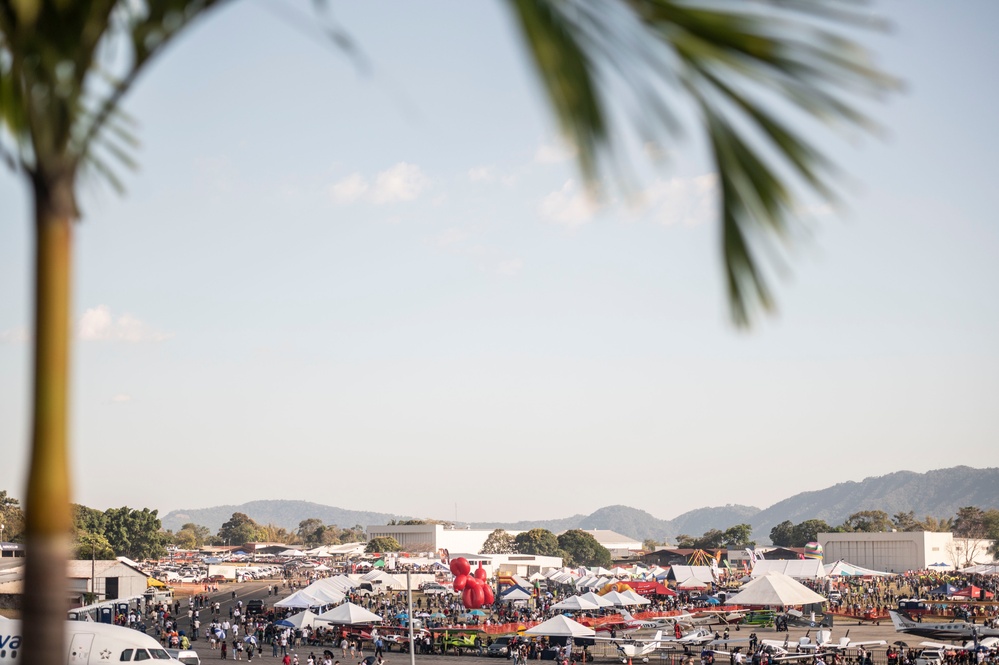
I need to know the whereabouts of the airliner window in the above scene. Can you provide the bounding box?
[149,649,173,660]
[120,649,133,661]
[134,650,150,660]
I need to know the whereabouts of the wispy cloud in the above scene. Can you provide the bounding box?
[328,173,369,203]
[0,326,29,344]
[78,305,173,343]
[371,162,430,203]
[468,166,493,183]
[534,139,577,165]
[328,162,430,205]
[643,174,718,227]
[435,228,472,249]
[539,180,599,229]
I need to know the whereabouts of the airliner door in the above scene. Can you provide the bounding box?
[68,631,94,663]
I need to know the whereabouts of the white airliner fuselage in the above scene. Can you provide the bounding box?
[0,619,181,663]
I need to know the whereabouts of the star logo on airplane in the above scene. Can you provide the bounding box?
[101,648,112,659]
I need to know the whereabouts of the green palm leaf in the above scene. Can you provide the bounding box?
[507,0,899,325]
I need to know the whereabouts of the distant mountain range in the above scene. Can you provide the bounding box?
[161,466,999,543]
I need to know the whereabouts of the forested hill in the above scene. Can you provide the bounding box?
[160,500,404,534]
[160,466,999,542]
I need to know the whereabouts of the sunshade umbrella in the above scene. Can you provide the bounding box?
[894,642,909,648]
[468,610,486,616]
[395,612,409,619]
[430,612,446,619]
[244,636,258,645]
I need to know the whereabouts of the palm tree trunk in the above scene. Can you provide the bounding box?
[23,171,75,665]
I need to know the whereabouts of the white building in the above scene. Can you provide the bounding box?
[367,524,499,554]
[819,531,996,573]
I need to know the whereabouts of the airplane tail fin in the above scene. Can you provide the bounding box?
[653,630,662,647]
[620,610,635,623]
[888,611,908,631]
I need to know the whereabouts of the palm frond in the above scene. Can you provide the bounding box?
[506,0,899,325]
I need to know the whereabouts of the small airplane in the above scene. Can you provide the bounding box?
[763,629,886,653]
[0,618,182,663]
[889,610,999,642]
[613,630,664,662]
[917,638,999,651]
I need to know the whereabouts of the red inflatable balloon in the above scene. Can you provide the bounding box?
[453,574,468,592]
[450,557,471,577]
[482,585,495,605]
[462,586,474,608]
[474,563,487,581]
[469,583,485,608]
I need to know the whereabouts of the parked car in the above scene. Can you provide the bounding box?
[246,599,266,615]
[487,637,515,657]
[421,583,450,595]
[167,649,201,665]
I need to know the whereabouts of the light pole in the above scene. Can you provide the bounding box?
[1,524,5,557]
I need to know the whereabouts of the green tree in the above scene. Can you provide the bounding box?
[953,506,986,538]
[791,519,832,547]
[102,507,166,560]
[366,536,401,553]
[514,528,562,557]
[918,515,954,532]
[0,491,25,542]
[217,512,264,547]
[642,539,660,552]
[172,523,212,550]
[480,529,516,555]
[721,524,754,548]
[72,531,114,560]
[892,511,919,532]
[769,521,795,547]
[1,2,893,662]
[557,530,612,567]
[675,534,695,549]
[693,529,725,549]
[840,511,893,533]
[298,518,325,546]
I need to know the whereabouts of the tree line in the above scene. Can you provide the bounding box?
[2,493,996,562]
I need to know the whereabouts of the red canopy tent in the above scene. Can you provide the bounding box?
[624,581,677,597]
[951,585,994,600]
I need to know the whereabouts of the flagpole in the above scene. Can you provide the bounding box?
[407,570,415,665]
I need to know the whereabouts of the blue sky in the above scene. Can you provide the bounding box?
[1,1,998,526]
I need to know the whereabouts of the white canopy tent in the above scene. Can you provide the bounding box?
[823,560,895,577]
[525,615,596,638]
[751,559,826,580]
[676,578,710,590]
[276,609,319,630]
[499,588,532,602]
[669,566,715,584]
[578,592,614,608]
[960,564,999,574]
[723,572,827,606]
[280,549,307,557]
[316,602,383,625]
[274,589,324,609]
[621,590,652,605]
[600,591,641,606]
[551,595,601,611]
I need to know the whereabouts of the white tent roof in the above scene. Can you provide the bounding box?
[609,567,631,577]
[823,560,895,577]
[669,565,715,584]
[621,589,652,605]
[578,591,614,608]
[676,577,710,590]
[274,590,323,609]
[723,572,827,606]
[280,549,307,557]
[959,564,999,574]
[277,609,318,630]
[600,590,641,606]
[525,615,595,637]
[751,559,826,580]
[316,602,383,625]
[551,595,600,611]
[499,588,532,602]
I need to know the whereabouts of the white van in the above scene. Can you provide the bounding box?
[167,649,201,665]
